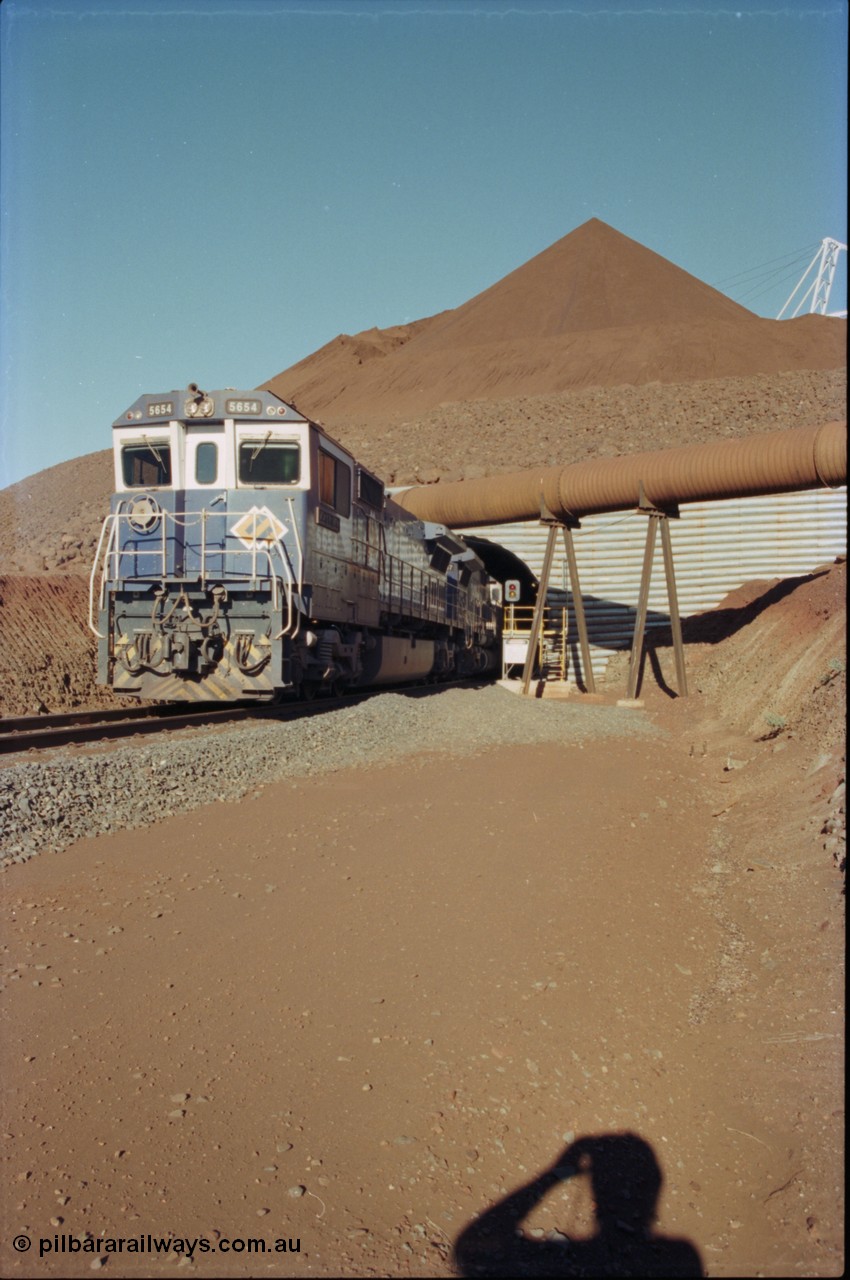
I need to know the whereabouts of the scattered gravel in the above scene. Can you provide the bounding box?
[0,684,657,868]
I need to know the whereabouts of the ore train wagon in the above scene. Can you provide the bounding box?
[90,386,502,701]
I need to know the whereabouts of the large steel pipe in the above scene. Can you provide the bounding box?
[394,420,847,528]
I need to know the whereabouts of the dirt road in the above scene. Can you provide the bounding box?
[1,688,843,1278]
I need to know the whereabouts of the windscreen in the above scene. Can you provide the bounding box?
[122,443,172,487]
[239,440,300,485]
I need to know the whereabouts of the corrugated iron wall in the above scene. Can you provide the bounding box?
[462,486,847,683]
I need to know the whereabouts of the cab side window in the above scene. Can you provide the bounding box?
[319,448,351,518]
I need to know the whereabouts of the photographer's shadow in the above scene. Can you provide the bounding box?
[454,1132,703,1277]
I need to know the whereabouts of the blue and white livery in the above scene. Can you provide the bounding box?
[91,386,501,701]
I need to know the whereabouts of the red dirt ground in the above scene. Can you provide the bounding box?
[0,561,845,1279]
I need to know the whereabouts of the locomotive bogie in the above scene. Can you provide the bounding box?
[92,388,501,701]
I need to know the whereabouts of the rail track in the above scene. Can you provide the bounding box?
[0,680,483,757]
[0,698,362,756]
[0,703,271,755]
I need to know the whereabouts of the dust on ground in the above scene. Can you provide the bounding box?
[1,568,844,1279]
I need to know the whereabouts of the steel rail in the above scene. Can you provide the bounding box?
[0,704,263,755]
[0,679,486,757]
[0,704,226,734]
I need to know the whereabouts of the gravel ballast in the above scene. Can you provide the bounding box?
[1,685,657,868]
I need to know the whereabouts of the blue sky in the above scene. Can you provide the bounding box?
[1,0,846,487]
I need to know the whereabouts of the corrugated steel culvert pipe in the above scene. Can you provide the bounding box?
[394,420,847,527]
[395,419,846,700]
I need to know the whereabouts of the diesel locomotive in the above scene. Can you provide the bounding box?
[90,386,502,701]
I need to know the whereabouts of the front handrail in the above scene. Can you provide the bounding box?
[280,496,303,640]
[90,505,301,636]
[88,512,119,637]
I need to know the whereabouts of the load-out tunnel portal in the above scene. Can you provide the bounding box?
[395,421,847,697]
[462,536,538,605]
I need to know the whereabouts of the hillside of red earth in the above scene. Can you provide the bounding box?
[261,220,846,426]
[0,575,125,716]
[609,556,846,754]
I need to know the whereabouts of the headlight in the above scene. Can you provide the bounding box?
[185,396,214,418]
[127,495,162,534]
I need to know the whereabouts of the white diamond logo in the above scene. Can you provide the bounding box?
[229,505,288,548]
